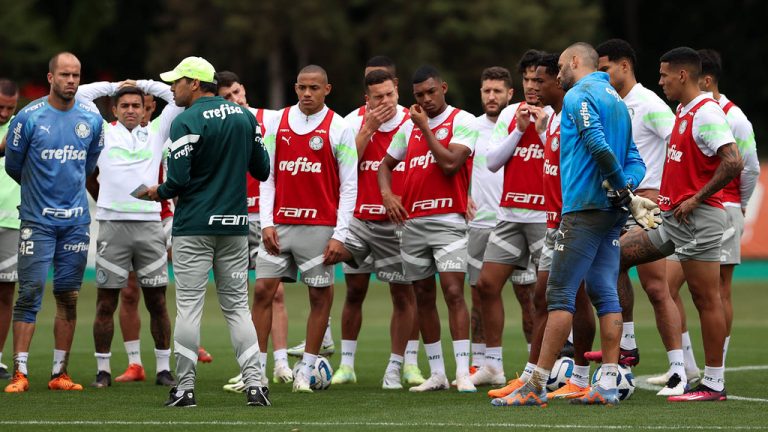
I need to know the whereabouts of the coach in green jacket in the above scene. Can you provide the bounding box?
[144,56,271,408]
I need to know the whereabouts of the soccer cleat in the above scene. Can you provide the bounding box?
[115,363,145,382]
[647,368,701,386]
[228,373,242,384]
[330,365,357,384]
[657,373,688,396]
[546,379,589,399]
[48,373,84,391]
[273,363,294,384]
[4,371,29,393]
[287,340,335,357]
[409,372,449,392]
[287,341,306,357]
[491,383,548,407]
[156,370,177,386]
[198,347,213,363]
[292,370,313,393]
[165,387,197,407]
[570,384,619,405]
[246,386,272,406]
[402,364,426,385]
[583,348,639,367]
[382,369,403,390]
[223,378,246,393]
[667,384,726,402]
[0,364,10,380]
[470,366,506,386]
[90,371,112,388]
[455,373,477,393]
[487,377,525,399]
[469,365,479,375]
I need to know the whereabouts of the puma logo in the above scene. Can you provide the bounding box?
[40,125,51,134]
[281,136,292,145]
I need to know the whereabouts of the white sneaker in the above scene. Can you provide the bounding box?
[287,341,306,357]
[656,373,687,396]
[382,369,403,390]
[469,366,506,386]
[286,340,335,357]
[686,368,701,385]
[455,373,477,393]
[409,372,449,392]
[646,371,670,386]
[647,368,701,386]
[292,370,313,393]
[223,379,246,393]
[228,373,242,384]
[273,363,294,384]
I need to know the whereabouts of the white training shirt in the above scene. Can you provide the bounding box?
[259,104,358,242]
[386,105,478,224]
[469,114,503,229]
[717,94,760,207]
[680,93,735,157]
[486,102,552,224]
[246,107,280,221]
[623,83,673,190]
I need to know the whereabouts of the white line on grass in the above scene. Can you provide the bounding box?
[635,364,768,402]
[1,421,767,430]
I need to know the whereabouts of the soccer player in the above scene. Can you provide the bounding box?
[378,65,479,393]
[253,65,357,393]
[495,43,647,407]
[474,50,550,387]
[0,78,19,380]
[77,81,181,388]
[144,56,271,407]
[657,49,760,381]
[620,47,743,402]
[594,39,689,396]
[216,71,294,389]
[4,52,104,393]
[332,69,420,389]
[465,66,513,384]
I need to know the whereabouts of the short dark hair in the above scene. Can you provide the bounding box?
[698,49,722,83]
[596,39,638,71]
[0,79,18,97]
[366,55,396,74]
[113,86,145,105]
[216,71,241,88]
[298,64,328,83]
[660,47,701,79]
[48,52,78,73]
[200,81,218,94]
[537,53,560,77]
[480,67,512,88]
[412,65,441,85]
[518,50,544,75]
[364,69,395,92]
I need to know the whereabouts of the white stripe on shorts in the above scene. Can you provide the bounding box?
[434,237,468,261]
[237,343,261,367]
[174,341,198,362]
[488,232,522,257]
[298,255,326,273]
[0,254,17,272]
[135,255,167,278]
[530,237,545,252]
[374,255,402,268]
[467,255,483,270]
[722,226,736,242]
[96,256,130,279]
[257,248,289,266]
[401,251,432,267]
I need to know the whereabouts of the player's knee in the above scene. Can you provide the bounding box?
[545,285,576,314]
[0,283,14,306]
[272,286,285,304]
[143,291,168,316]
[12,282,45,323]
[95,297,118,318]
[442,288,467,310]
[54,290,79,321]
[345,286,367,305]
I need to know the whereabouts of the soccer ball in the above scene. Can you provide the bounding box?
[546,357,575,391]
[590,364,635,400]
[292,356,334,390]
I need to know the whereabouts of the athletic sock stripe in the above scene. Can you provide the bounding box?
[96,256,129,279]
[174,342,198,363]
[135,255,167,278]
[434,237,468,261]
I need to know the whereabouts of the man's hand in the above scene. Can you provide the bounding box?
[364,103,396,133]
[382,191,408,225]
[515,105,536,132]
[673,196,700,224]
[410,104,429,131]
[529,106,549,135]
[602,180,631,208]
[262,227,280,256]
[323,239,348,265]
[466,196,477,222]
[118,79,137,89]
[138,185,162,202]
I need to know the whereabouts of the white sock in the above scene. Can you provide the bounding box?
[532,366,550,389]
[52,349,67,375]
[259,352,268,371]
[453,339,470,376]
[95,352,111,373]
[155,348,171,373]
[386,353,404,374]
[567,330,573,344]
[0,352,3,365]
[620,322,636,350]
[703,365,725,391]
[667,349,686,383]
[527,343,531,354]
[323,318,333,344]
[722,335,730,365]
[424,341,445,375]
[471,343,485,367]
[124,340,142,365]
[273,349,288,367]
[15,352,29,375]
[681,331,699,372]
[520,362,536,383]
[571,364,590,388]
[599,363,619,390]
[405,340,419,366]
[340,339,357,368]
[301,353,318,377]
[484,346,503,371]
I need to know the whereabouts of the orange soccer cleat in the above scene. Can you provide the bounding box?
[48,373,84,391]
[5,371,29,393]
[115,363,146,382]
[198,347,213,363]
[487,377,525,399]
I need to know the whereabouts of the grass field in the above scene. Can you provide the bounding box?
[1,273,767,431]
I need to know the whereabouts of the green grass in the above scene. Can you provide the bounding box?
[1,276,767,431]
